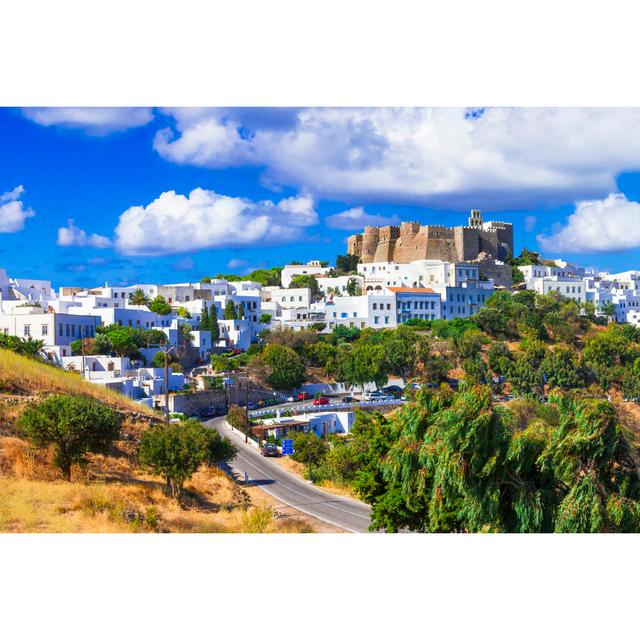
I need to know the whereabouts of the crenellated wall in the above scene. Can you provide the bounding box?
[346,214,514,268]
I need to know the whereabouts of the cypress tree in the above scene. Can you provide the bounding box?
[224,300,237,320]
[200,301,210,331]
[210,302,220,343]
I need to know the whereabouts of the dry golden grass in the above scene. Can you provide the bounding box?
[0,349,153,415]
[0,436,321,533]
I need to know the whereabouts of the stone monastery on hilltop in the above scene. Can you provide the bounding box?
[347,210,514,285]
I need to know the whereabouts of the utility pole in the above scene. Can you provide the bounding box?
[80,325,86,380]
[157,343,174,425]
[244,377,249,444]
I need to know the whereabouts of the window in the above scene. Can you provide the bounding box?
[59,324,63,336]
[41,324,48,336]
[385,316,390,324]
[66,324,70,337]
[372,303,377,310]
[374,316,380,324]
[24,325,31,336]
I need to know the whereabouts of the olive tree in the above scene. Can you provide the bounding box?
[19,394,122,479]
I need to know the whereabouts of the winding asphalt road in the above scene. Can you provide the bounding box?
[204,415,373,533]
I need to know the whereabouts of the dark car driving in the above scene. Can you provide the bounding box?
[260,443,279,457]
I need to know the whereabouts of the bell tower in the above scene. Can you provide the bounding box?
[469,209,483,228]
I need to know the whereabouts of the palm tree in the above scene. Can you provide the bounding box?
[129,288,151,306]
[17,337,45,357]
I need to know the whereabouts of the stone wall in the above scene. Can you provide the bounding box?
[347,217,514,267]
[167,390,227,417]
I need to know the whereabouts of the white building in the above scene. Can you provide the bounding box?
[387,287,442,322]
[359,259,483,291]
[0,305,99,361]
[325,292,397,330]
[262,287,311,309]
[523,276,587,305]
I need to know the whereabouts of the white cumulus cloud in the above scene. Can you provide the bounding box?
[114,188,318,256]
[324,207,401,230]
[0,185,35,233]
[153,107,640,209]
[537,193,640,253]
[57,219,112,248]
[23,107,154,135]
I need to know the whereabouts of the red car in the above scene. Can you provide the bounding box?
[313,396,330,406]
[297,392,310,401]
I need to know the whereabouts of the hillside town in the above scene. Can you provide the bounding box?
[1,209,639,414]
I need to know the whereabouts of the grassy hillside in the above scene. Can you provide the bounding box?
[0,350,327,533]
[0,349,153,416]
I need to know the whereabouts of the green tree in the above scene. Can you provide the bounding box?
[130,288,151,306]
[148,295,172,315]
[290,431,329,482]
[289,274,320,298]
[581,300,597,321]
[224,300,238,320]
[339,341,389,389]
[105,327,141,358]
[262,344,305,389]
[487,341,512,376]
[226,405,251,442]
[360,387,640,532]
[381,326,419,383]
[259,313,272,324]
[335,254,360,274]
[209,303,219,342]
[177,306,192,319]
[237,303,245,320]
[200,301,210,330]
[511,266,525,284]
[206,428,238,464]
[346,277,359,296]
[601,301,616,323]
[462,356,490,385]
[540,346,585,390]
[19,394,121,479]
[138,419,212,500]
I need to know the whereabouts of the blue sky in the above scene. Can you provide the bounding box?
[2,107,640,288]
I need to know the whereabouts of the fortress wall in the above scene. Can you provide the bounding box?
[347,218,514,266]
[393,221,421,262]
[454,227,480,261]
[361,226,381,263]
[347,233,363,257]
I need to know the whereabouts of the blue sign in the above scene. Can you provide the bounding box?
[282,439,294,455]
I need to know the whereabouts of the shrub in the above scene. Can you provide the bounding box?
[18,394,122,479]
[138,419,212,500]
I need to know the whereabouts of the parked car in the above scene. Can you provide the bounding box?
[313,396,330,406]
[363,390,382,401]
[297,391,310,401]
[382,385,404,398]
[342,396,359,404]
[231,348,243,355]
[260,443,279,457]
